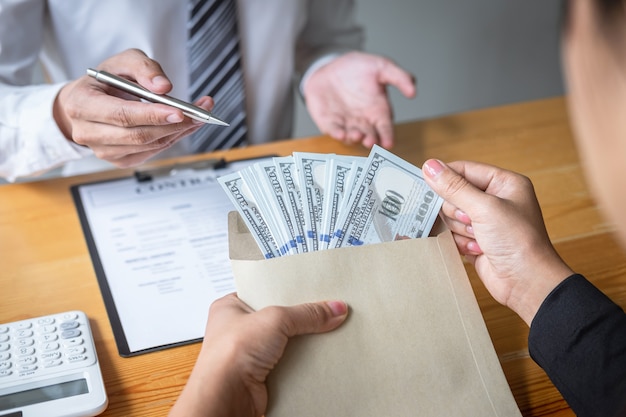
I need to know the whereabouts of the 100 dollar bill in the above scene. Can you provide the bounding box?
[331,145,443,248]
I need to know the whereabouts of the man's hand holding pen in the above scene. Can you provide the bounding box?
[52,48,214,168]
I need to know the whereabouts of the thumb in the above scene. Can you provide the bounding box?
[121,49,172,94]
[422,159,485,216]
[279,301,349,337]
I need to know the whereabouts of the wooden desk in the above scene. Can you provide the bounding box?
[1,96,624,416]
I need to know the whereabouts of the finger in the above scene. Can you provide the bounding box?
[346,127,364,144]
[440,215,475,241]
[91,134,181,166]
[446,160,503,193]
[194,96,215,112]
[347,117,380,148]
[84,93,191,129]
[316,116,347,141]
[346,119,374,146]
[378,58,417,99]
[275,301,349,337]
[73,77,188,129]
[434,211,475,244]
[374,119,394,149]
[423,159,497,217]
[446,160,534,205]
[361,133,378,149]
[73,115,197,147]
[452,233,483,256]
[99,48,173,94]
[440,201,472,225]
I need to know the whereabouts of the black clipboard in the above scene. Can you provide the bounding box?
[71,156,274,357]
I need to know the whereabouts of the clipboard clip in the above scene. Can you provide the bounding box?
[134,158,227,182]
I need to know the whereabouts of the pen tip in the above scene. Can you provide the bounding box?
[212,118,230,127]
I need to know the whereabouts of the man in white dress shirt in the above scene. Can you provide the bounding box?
[0,0,416,182]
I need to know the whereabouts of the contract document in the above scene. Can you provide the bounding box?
[71,157,271,356]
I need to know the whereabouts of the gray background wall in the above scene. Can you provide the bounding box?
[293,0,564,138]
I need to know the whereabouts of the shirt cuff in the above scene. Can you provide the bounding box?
[15,83,93,180]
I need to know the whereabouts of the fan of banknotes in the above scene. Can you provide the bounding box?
[218,145,443,259]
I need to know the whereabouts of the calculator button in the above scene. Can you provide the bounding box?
[16,329,33,338]
[0,352,10,361]
[0,334,8,343]
[63,337,84,347]
[37,317,55,325]
[17,347,35,357]
[17,338,34,348]
[0,343,10,352]
[0,361,11,371]
[40,333,58,343]
[66,346,86,355]
[41,352,61,361]
[40,325,57,334]
[67,354,87,363]
[0,326,8,334]
[61,329,81,339]
[18,357,36,366]
[60,321,79,330]
[0,369,12,377]
[15,322,32,330]
[18,364,37,373]
[43,359,63,368]
[62,312,78,321]
[41,342,60,352]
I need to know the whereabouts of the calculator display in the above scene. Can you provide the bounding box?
[0,378,88,411]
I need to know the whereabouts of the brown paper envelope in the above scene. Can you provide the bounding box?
[228,211,521,417]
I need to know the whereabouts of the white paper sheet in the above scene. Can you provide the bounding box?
[74,158,270,354]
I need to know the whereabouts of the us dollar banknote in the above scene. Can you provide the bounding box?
[220,148,443,257]
[217,172,280,259]
[319,156,364,250]
[273,156,308,252]
[240,166,295,256]
[294,152,330,252]
[252,161,301,255]
[331,145,443,248]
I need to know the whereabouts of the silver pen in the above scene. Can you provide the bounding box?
[86,68,229,126]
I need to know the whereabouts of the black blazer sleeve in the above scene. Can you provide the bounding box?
[529,274,626,417]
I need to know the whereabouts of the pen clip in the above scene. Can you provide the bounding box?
[134,158,227,182]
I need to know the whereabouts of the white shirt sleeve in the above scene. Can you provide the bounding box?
[0,0,92,182]
[0,83,94,182]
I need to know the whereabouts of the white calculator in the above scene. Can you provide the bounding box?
[0,311,108,417]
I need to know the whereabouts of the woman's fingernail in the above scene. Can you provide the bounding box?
[455,209,471,224]
[327,301,348,317]
[467,240,482,254]
[424,159,444,178]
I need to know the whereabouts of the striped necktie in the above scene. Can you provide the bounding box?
[188,0,247,152]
